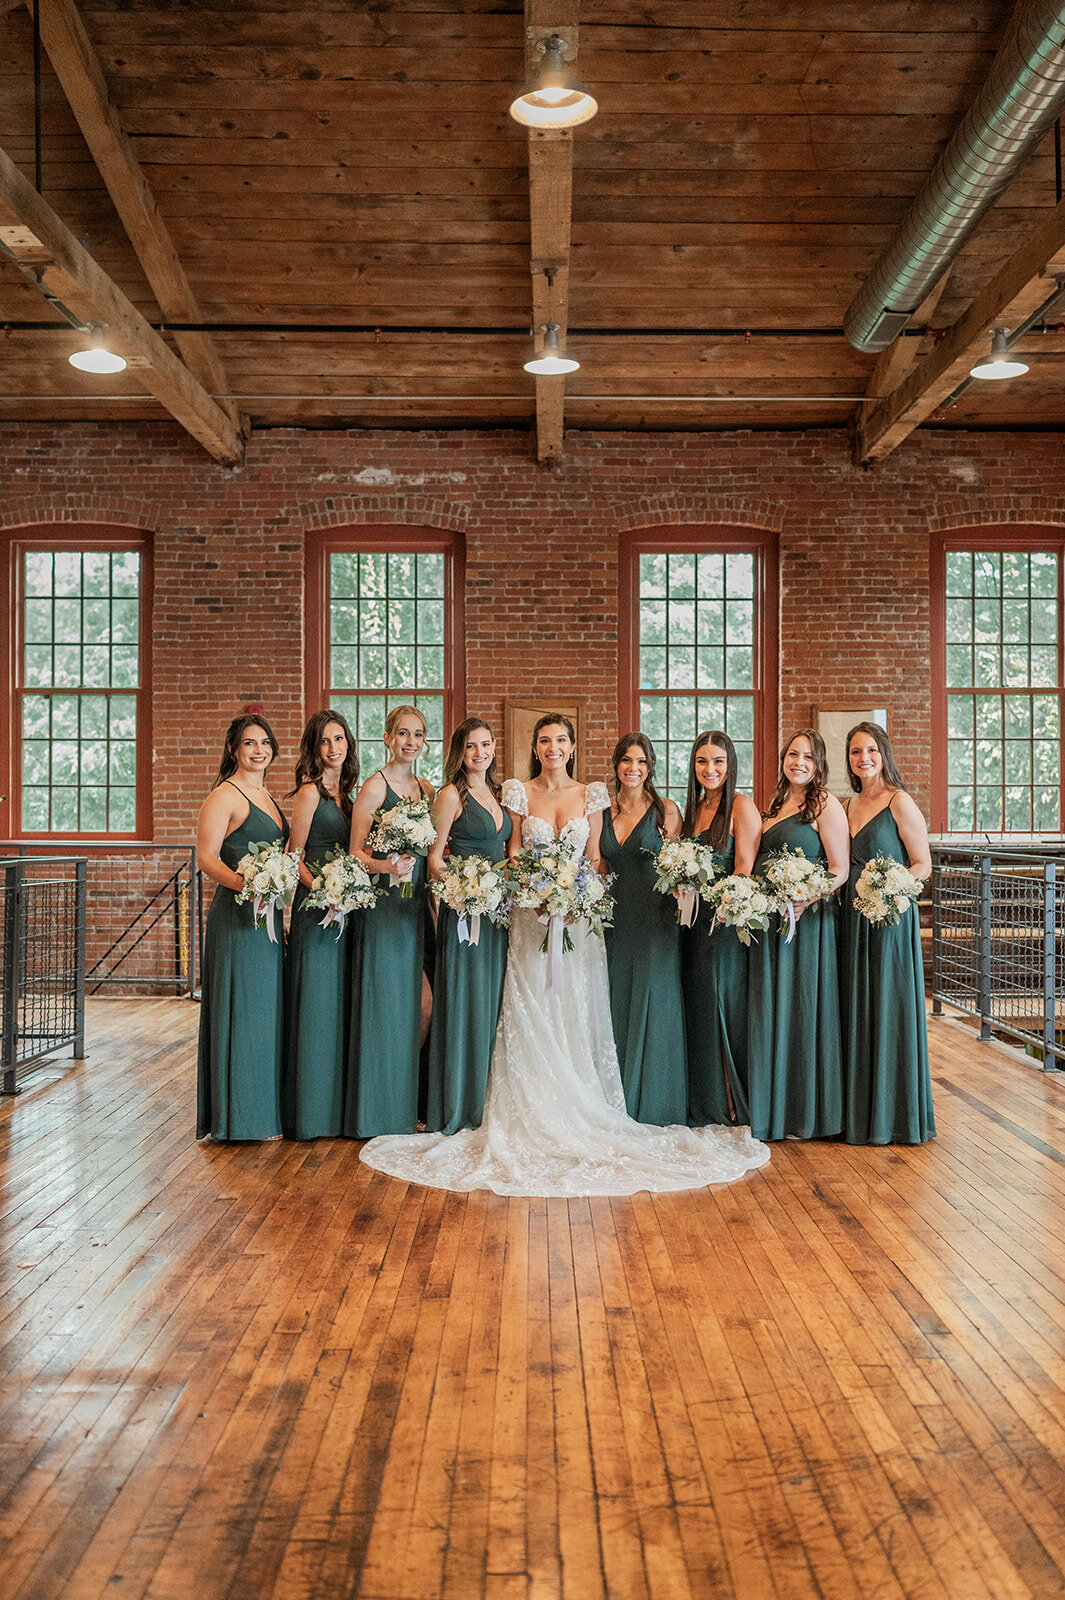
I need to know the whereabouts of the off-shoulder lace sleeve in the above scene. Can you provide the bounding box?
[584,781,611,816]
[501,778,528,816]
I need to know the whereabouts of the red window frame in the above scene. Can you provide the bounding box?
[1,527,153,842]
[618,525,779,808]
[930,525,1065,833]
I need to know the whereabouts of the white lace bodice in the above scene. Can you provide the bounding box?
[502,778,610,856]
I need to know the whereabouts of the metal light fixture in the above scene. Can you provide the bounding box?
[509,34,598,130]
[969,327,1028,380]
[69,323,126,374]
[523,323,579,375]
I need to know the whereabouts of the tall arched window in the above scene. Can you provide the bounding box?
[305,527,464,789]
[2,528,152,839]
[931,528,1064,832]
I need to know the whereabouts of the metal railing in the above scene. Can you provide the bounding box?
[1,855,86,1093]
[931,842,1065,1069]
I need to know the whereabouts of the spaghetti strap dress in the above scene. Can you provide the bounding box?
[841,802,935,1144]
[600,805,687,1125]
[197,788,287,1140]
[282,792,354,1139]
[345,776,430,1137]
[747,814,844,1141]
[426,795,512,1133]
[682,832,750,1127]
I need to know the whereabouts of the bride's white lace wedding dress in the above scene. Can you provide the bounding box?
[359,780,770,1196]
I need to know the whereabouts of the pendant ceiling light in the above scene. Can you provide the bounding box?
[69,324,126,374]
[969,327,1028,380]
[509,35,598,130]
[523,323,579,375]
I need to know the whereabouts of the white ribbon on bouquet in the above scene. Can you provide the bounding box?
[676,886,700,928]
[545,914,565,995]
[252,894,280,944]
[457,911,482,947]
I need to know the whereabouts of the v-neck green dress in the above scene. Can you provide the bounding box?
[426,794,512,1133]
[841,801,935,1144]
[600,805,687,1125]
[747,813,843,1141]
[345,777,430,1137]
[682,832,750,1126]
[197,787,287,1141]
[282,790,355,1139]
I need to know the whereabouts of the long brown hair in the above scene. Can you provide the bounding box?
[845,721,907,794]
[289,708,359,817]
[529,712,577,778]
[212,714,280,789]
[764,727,829,823]
[682,730,736,850]
[445,716,501,808]
[610,731,666,833]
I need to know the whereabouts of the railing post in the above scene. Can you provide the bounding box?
[1045,863,1060,1073]
[931,853,943,1015]
[978,853,992,1040]
[73,859,86,1060]
[1,860,20,1094]
[188,845,198,1000]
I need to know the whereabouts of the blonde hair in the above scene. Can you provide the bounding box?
[384,704,427,742]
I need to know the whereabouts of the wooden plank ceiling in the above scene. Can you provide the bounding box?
[0,0,1063,461]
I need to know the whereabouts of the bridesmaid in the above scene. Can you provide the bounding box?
[680,730,763,1127]
[425,717,512,1132]
[842,722,935,1144]
[747,728,849,1141]
[282,709,359,1139]
[196,714,287,1140]
[345,704,435,1137]
[600,732,687,1124]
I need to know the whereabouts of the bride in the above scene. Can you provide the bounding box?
[359,714,770,1196]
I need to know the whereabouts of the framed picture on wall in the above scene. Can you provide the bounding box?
[812,706,889,798]
[503,697,587,782]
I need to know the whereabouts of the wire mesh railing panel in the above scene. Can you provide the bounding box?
[1,857,86,1090]
[932,860,982,1011]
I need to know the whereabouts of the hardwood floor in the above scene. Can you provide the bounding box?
[2,1001,1065,1600]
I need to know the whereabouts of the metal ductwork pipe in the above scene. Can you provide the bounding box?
[844,0,1065,352]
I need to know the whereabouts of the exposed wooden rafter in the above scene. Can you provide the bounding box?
[28,0,239,428]
[522,0,579,465]
[855,197,1065,465]
[0,141,244,463]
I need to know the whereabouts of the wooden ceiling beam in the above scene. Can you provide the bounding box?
[523,0,580,465]
[855,196,1065,465]
[0,141,244,463]
[28,0,239,428]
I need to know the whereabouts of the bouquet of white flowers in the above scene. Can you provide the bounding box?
[760,843,835,944]
[649,836,718,926]
[301,846,380,937]
[234,837,301,942]
[431,855,510,946]
[507,841,614,992]
[368,794,437,898]
[853,852,924,926]
[704,872,773,947]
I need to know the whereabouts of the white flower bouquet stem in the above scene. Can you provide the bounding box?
[368,795,437,898]
[507,841,615,994]
[760,844,835,945]
[234,838,301,943]
[704,873,773,947]
[431,855,511,947]
[853,852,924,926]
[648,837,718,927]
[302,846,380,938]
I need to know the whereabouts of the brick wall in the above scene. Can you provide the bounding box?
[4,419,1065,836]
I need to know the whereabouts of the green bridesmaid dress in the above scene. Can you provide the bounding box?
[747,814,844,1141]
[426,796,512,1132]
[197,788,287,1140]
[682,832,750,1127]
[282,792,354,1139]
[842,801,935,1144]
[600,805,687,1125]
[345,777,429,1137]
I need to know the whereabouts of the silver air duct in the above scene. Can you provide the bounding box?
[844,0,1065,352]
